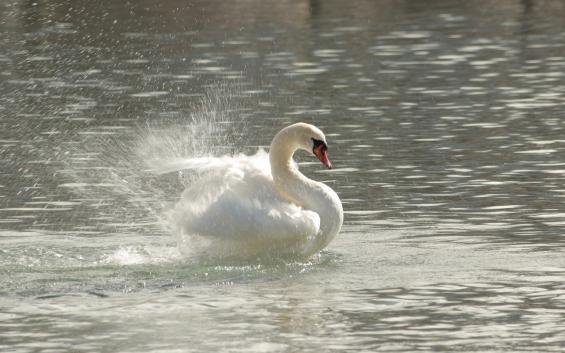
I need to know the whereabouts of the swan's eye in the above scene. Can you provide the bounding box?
[311,138,327,152]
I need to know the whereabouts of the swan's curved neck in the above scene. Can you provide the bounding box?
[269,125,343,253]
[269,127,307,188]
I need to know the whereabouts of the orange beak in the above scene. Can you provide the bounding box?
[313,143,332,169]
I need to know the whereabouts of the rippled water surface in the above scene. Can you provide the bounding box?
[2,0,565,351]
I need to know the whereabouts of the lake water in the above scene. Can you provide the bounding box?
[2,0,565,351]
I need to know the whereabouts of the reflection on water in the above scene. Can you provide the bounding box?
[2,273,565,352]
[2,0,565,351]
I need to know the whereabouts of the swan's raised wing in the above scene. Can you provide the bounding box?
[168,153,320,255]
[148,156,239,175]
[149,150,297,177]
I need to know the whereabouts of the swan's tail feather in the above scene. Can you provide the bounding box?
[148,156,234,175]
[149,150,270,176]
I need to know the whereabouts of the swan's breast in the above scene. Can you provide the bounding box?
[297,181,342,253]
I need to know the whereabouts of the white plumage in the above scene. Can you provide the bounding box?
[163,123,343,260]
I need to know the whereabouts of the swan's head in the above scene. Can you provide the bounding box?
[290,122,333,169]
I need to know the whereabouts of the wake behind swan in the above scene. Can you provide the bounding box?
[165,123,343,260]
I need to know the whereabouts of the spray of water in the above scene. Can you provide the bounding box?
[60,82,253,244]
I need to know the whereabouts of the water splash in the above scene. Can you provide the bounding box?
[103,245,183,265]
[60,82,254,240]
[59,82,331,264]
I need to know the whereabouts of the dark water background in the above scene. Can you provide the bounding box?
[2,0,565,352]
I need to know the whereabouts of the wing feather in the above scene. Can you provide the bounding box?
[168,151,320,246]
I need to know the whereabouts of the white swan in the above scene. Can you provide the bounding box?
[168,123,343,260]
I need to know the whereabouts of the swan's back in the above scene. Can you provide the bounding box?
[168,151,321,259]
